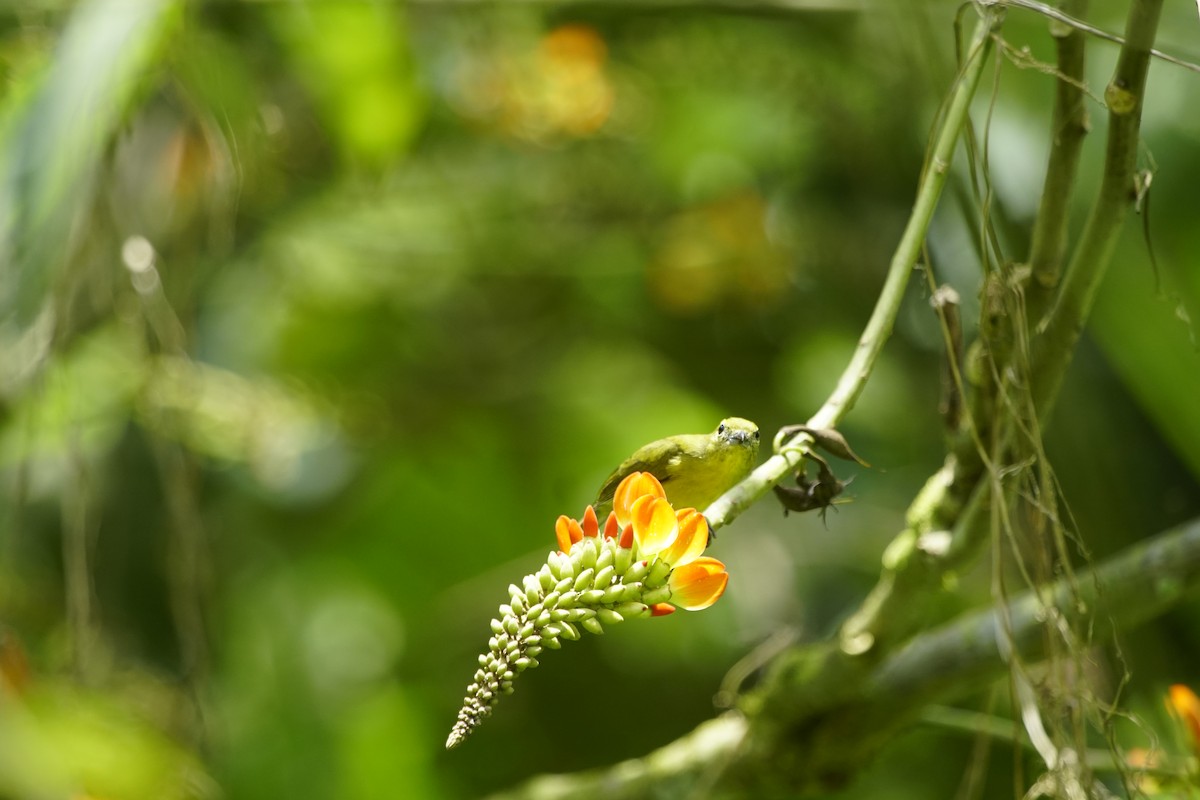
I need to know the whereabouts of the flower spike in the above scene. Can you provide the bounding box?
[446,471,731,749]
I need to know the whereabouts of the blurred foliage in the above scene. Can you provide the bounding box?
[0,1,1198,798]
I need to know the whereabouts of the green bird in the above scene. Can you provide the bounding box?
[594,417,760,522]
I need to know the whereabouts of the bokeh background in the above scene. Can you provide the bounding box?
[1,1,1199,798]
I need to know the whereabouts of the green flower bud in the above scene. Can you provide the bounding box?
[572,568,595,592]
[614,547,633,576]
[601,584,631,604]
[593,565,616,588]
[642,586,671,605]
[595,546,614,573]
[581,617,605,635]
[617,602,649,619]
[646,558,672,586]
[596,608,624,626]
[549,552,571,581]
[622,560,650,584]
[579,589,606,604]
[578,539,599,570]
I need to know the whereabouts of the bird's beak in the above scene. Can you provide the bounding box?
[730,430,752,444]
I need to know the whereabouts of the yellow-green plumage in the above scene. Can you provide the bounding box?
[594,417,760,520]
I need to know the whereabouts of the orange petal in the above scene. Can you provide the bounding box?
[659,508,707,567]
[554,516,573,552]
[613,472,666,527]
[603,511,620,539]
[649,603,676,617]
[669,557,729,610]
[630,495,677,555]
[568,518,584,544]
[1169,685,1200,749]
[582,506,599,538]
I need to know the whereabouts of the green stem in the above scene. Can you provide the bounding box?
[1026,0,1090,321]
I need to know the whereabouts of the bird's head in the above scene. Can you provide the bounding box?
[713,417,760,450]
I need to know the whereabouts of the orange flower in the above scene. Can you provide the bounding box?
[630,494,678,554]
[1168,684,1200,753]
[667,556,729,610]
[613,472,666,528]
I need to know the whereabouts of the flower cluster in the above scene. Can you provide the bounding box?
[445,472,729,749]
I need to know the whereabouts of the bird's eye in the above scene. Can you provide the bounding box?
[718,423,726,435]
[754,430,760,440]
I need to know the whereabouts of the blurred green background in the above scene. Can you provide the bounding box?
[1,1,1198,798]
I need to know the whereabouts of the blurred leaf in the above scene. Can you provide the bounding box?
[0,683,216,800]
[269,4,425,166]
[0,323,142,490]
[0,0,181,324]
[138,356,350,498]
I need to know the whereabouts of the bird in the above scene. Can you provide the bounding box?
[593,417,760,524]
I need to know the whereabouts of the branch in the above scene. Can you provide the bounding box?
[495,516,1200,798]
[836,0,1163,654]
[705,10,1000,534]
